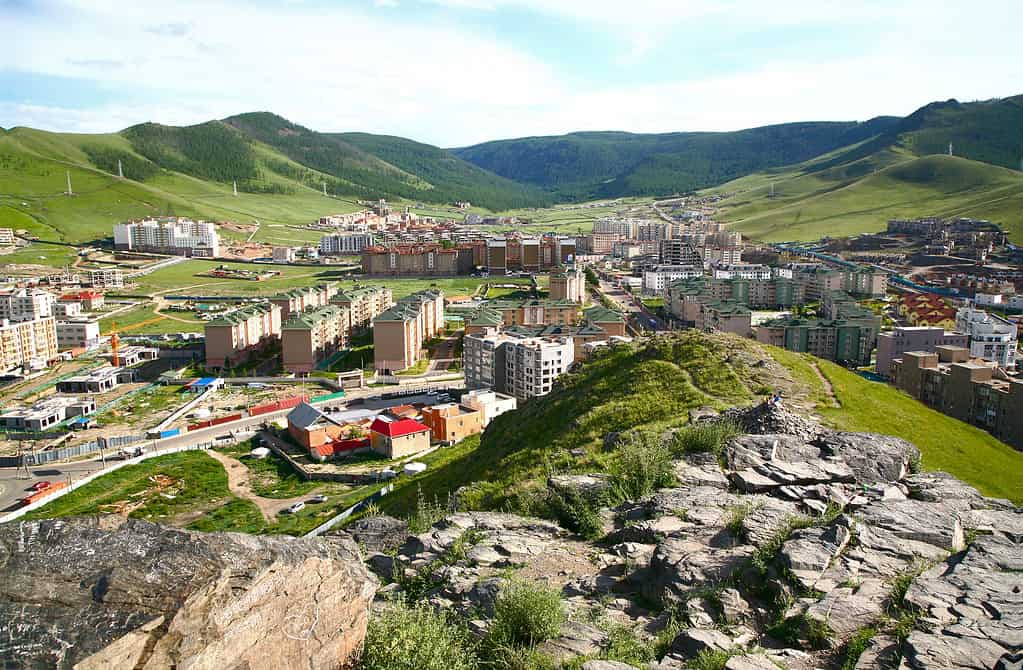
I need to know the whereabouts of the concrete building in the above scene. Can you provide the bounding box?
[702,246,743,267]
[108,345,158,367]
[464,299,580,334]
[368,416,431,458]
[270,283,338,321]
[0,228,14,246]
[659,239,703,266]
[464,329,573,401]
[891,347,1023,448]
[204,302,282,369]
[875,327,970,377]
[955,307,1018,369]
[56,366,131,393]
[56,317,102,350]
[331,285,393,329]
[320,233,373,256]
[281,305,351,375]
[549,266,586,304]
[0,316,58,372]
[692,301,752,336]
[59,290,104,311]
[372,289,444,373]
[0,396,95,432]
[755,312,880,367]
[87,268,124,289]
[362,243,474,276]
[272,246,296,263]
[0,288,55,322]
[53,302,82,318]
[113,217,220,257]
[460,389,517,427]
[841,268,888,298]
[667,277,804,322]
[420,403,483,444]
[642,265,703,295]
[712,264,772,281]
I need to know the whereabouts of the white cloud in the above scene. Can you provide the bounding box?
[0,0,1020,145]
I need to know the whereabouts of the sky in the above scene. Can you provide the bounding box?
[1,0,1021,146]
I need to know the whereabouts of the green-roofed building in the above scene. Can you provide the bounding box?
[205,302,282,369]
[282,304,352,374]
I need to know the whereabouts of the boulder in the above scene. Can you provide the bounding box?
[582,662,639,670]
[537,621,607,663]
[725,655,780,670]
[549,473,613,501]
[340,513,409,554]
[668,627,733,658]
[814,431,919,484]
[0,516,377,670]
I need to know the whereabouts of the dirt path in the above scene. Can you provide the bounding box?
[205,449,318,523]
[809,359,840,408]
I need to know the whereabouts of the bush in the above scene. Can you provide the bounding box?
[545,485,604,540]
[688,649,735,670]
[669,421,741,457]
[407,486,448,534]
[488,580,565,648]
[609,432,675,501]
[840,627,876,670]
[362,601,478,670]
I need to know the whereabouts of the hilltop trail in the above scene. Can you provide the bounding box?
[809,359,840,408]
[205,449,320,523]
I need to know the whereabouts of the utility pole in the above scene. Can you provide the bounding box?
[233,181,238,197]
[65,171,73,196]
[948,143,953,157]
[117,159,124,179]
[323,182,327,196]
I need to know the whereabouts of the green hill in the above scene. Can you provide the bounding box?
[375,332,1022,520]
[452,119,902,199]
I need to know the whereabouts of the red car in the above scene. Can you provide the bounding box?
[30,481,52,492]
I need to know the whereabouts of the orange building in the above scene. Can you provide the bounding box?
[420,403,483,444]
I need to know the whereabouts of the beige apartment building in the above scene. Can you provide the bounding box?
[204,303,282,369]
[362,244,474,276]
[463,299,580,335]
[281,305,352,374]
[0,316,58,372]
[372,289,444,373]
[331,285,393,329]
[270,283,338,321]
[549,266,586,304]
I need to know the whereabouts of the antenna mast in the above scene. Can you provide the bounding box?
[948,143,953,157]
[117,159,124,179]
[233,181,238,196]
[323,182,327,196]
[64,171,73,196]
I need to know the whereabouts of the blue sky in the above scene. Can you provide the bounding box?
[1,0,1021,145]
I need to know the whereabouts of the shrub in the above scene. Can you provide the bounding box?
[488,580,565,648]
[545,485,604,540]
[362,601,478,670]
[609,432,675,502]
[601,624,657,666]
[669,420,741,457]
[407,486,448,534]
[725,501,755,538]
[687,648,735,670]
[840,627,876,670]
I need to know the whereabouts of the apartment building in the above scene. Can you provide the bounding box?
[841,268,888,298]
[891,347,1023,448]
[362,243,474,276]
[320,233,373,256]
[0,316,58,372]
[642,265,703,295]
[955,307,1018,369]
[549,266,586,304]
[113,217,221,257]
[270,283,338,321]
[372,289,444,373]
[667,277,805,323]
[272,246,296,263]
[875,327,970,377]
[464,329,574,400]
[59,290,104,311]
[0,228,14,246]
[460,388,517,426]
[281,305,351,374]
[0,288,55,322]
[485,237,574,272]
[53,302,82,318]
[331,285,393,329]
[702,246,743,267]
[204,302,282,369]
[659,239,703,266]
[691,301,752,336]
[463,299,580,335]
[56,317,102,350]
[593,217,640,237]
[0,396,95,432]
[420,403,483,444]
[755,311,880,366]
[87,268,124,289]
[712,264,772,281]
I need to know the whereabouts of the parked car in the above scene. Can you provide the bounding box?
[309,494,328,504]
[285,502,306,514]
[30,481,52,491]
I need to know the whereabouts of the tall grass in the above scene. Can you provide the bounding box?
[361,601,478,670]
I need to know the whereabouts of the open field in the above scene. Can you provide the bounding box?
[99,305,205,335]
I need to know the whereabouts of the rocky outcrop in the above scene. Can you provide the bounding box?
[0,516,377,670]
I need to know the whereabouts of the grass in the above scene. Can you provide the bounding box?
[218,443,322,498]
[99,305,205,335]
[815,359,1023,503]
[394,355,431,376]
[90,383,188,426]
[362,601,479,670]
[487,579,565,648]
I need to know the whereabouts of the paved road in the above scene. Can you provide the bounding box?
[0,379,466,514]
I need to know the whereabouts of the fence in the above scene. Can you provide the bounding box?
[0,440,215,524]
[8,433,146,467]
[303,483,394,538]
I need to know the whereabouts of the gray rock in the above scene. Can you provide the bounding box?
[549,473,613,501]
[582,662,639,670]
[725,655,780,670]
[721,403,824,440]
[0,516,377,670]
[852,634,899,670]
[340,513,409,554]
[538,621,607,662]
[669,627,733,658]
[645,538,754,606]
[781,521,851,590]
[814,431,919,484]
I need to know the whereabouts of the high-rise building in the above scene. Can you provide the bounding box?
[320,233,373,255]
[955,307,1018,369]
[331,285,394,329]
[659,239,703,266]
[0,316,58,372]
[0,288,55,322]
[113,217,220,257]
[463,329,574,400]
[548,266,586,304]
[281,305,351,374]
[372,289,444,373]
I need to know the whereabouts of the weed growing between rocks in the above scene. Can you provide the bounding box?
[608,431,676,501]
[669,420,742,457]
[361,600,478,670]
[487,580,566,649]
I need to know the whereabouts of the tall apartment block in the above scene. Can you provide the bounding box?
[362,243,474,276]
[875,327,970,377]
[270,283,338,321]
[331,285,394,329]
[0,316,58,372]
[955,307,1018,369]
[204,303,282,369]
[549,266,586,304]
[372,289,444,373]
[463,329,573,400]
[0,288,56,322]
[113,217,221,257]
[320,233,373,256]
[88,268,124,289]
[659,239,703,266]
[281,305,351,374]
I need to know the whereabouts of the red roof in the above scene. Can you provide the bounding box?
[370,417,429,438]
[60,290,102,301]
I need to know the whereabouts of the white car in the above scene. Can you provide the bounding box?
[309,494,328,504]
[285,502,305,514]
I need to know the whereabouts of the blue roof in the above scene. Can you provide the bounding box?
[190,377,218,387]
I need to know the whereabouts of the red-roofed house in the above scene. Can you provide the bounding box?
[310,438,370,462]
[59,290,104,311]
[369,417,430,458]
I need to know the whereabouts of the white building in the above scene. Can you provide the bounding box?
[320,233,373,255]
[88,268,124,289]
[1008,295,1023,310]
[463,329,573,401]
[642,265,703,295]
[273,246,297,263]
[0,396,95,431]
[53,302,82,318]
[955,307,1018,369]
[0,228,14,246]
[974,293,1004,307]
[56,318,102,350]
[461,389,518,426]
[702,246,743,267]
[0,288,55,323]
[593,217,640,238]
[712,263,773,281]
[113,217,220,257]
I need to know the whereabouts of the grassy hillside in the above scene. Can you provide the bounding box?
[714,153,1023,242]
[375,332,1022,519]
[452,119,901,199]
